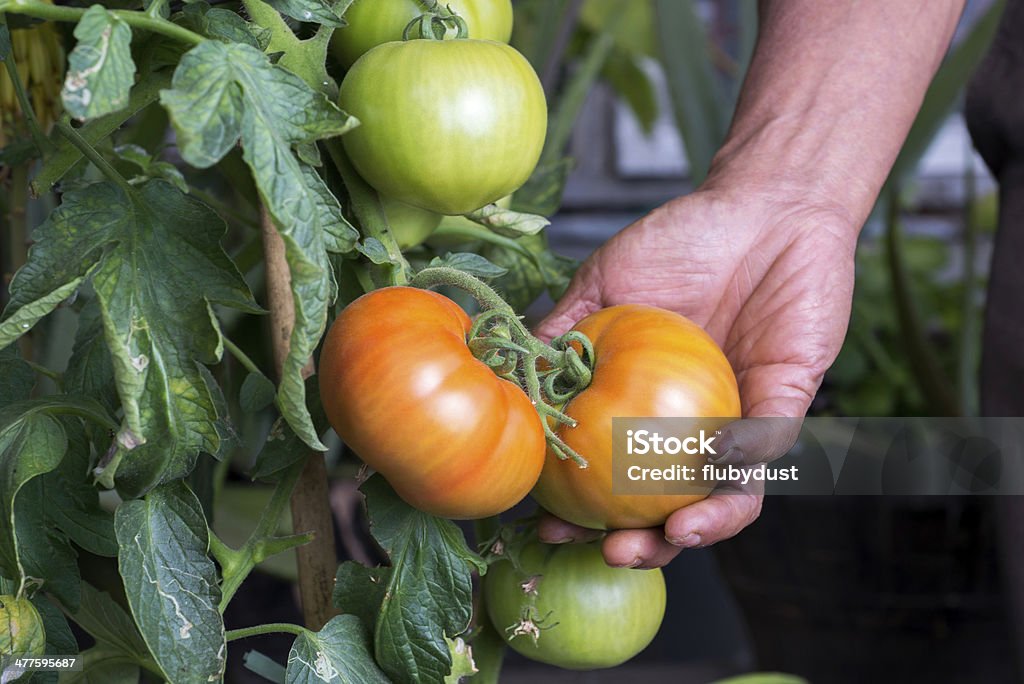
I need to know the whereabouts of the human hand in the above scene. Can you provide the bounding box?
[534,185,857,567]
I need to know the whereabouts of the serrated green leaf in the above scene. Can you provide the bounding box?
[61,6,136,120]
[485,235,578,312]
[363,477,485,684]
[113,144,188,193]
[161,40,358,451]
[3,179,260,498]
[64,583,150,664]
[115,481,225,683]
[14,477,82,610]
[249,377,327,481]
[428,253,507,279]
[44,421,117,557]
[0,406,66,587]
[263,0,347,27]
[64,298,118,414]
[0,595,45,658]
[331,562,389,633]
[240,371,276,413]
[462,205,549,238]
[356,238,393,265]
[176,3,270,49]
[0,346,34,410]
[285,615,389,684]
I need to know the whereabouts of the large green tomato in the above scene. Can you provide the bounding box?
[381,196,442,249]
[484,540,666,670]
[331,0,514,68]
[338,39,547,215]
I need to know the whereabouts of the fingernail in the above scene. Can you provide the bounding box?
[709,447,743,465]
[547,536,573,544]
[611,557,642,569]
[668,533,702,548]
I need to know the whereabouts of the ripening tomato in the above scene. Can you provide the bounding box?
[484,539,666,670]
[338,39,546,215]
[381,196,442,249]
[331,0,514,68]
[318,287,545,519]
[531,305,741,529]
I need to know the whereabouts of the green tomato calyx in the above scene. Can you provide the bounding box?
[403,1,470,41]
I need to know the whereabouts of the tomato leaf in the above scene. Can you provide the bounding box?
[284,614,390,684]
[2,180,260,497]
[262,0,348,28]
[113,144,189,193]
[61,6,137,121]
[0,595,46,659]
[43,421,117,558]
[176,2,272,49]
[355,238,394,265]
[443,638,477,684]
[362,477,485,684]
[428,253,508,279]
[64,583,151,666]
[0,345,34,410]
[462,204,550,238]
[250,377,327,481]
[0,403,67,591]
[240,371,277,413]
[114,481,226,682]
[30,593,79,684]
[14,477,82,610]
[331,561,389,632]
[512,159,573,218]
[64,298,118,414]
[160,40,358,452]
[60,648,141,684]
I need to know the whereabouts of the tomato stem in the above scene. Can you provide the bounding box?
[411,266,592,468]
[402,1,470,41]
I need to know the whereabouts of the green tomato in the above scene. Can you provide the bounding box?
[331,0,514,68]
[484,540,666,670]
[381,196,442,249]
[339,39,546,215]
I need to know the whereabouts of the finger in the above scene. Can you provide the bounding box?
[536,511,603,544]
[664,481,764,548]
[533,267,603,343]
[711,416,803,466]
[601,528,682,569]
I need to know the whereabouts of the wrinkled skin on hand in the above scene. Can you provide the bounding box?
[535,187,857,568]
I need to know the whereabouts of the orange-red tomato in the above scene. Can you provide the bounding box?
[531,305,741,529]
[319,287,545,519]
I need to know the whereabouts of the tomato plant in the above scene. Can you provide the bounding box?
[484,539,667,670]
[531,305,742,529]
[330,0,514,67]
[339,37,547,215]
[318,286,546,519]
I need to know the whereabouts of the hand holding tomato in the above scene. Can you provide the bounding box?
[534,187,858,567]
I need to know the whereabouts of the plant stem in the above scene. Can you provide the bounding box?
[53,120,136,197]
[223,336,263,377]
[325,140,410,286]
[226,622,307,641]
[25,360,62,387]
[0,0,204,45]
[260,205,338,630]
[218,461,303,610]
